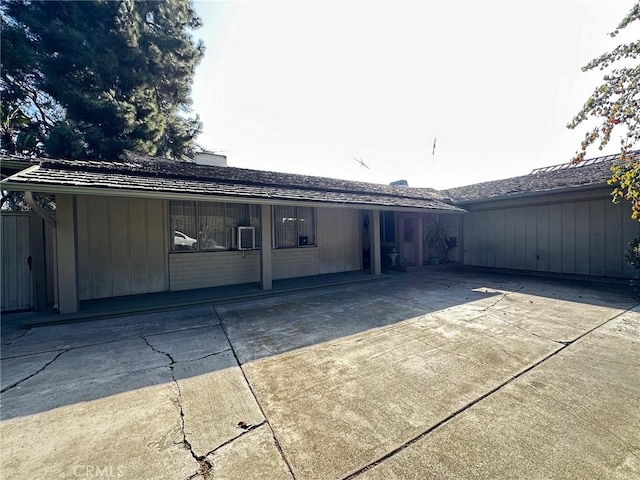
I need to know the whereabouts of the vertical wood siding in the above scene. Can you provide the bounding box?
[462,189,640,278]
[1,214,32,311]
[317,208,361,274]
[76,196,167,300]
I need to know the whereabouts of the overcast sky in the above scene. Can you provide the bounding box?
[190,1,634,189]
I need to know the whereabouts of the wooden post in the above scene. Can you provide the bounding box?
[55,194,79,313]
[370,210,382,275]
[260,204,272,289]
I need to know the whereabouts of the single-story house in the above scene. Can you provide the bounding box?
[1,151,638,315]
[0,151,464,314]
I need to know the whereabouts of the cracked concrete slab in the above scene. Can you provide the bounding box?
[145,324,231,363]
[1,271,637,480]
[203,424,294,480]
[0,365,175,420]
[173,352,265,458]
[240,307,563,479]
[0,349,63,392]
[1,305,217,358]
[356,313,640,480]
[1,381,195,480]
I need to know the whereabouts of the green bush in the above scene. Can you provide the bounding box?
[625,236,640,297]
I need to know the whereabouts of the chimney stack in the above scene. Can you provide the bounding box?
[194,151,227,167]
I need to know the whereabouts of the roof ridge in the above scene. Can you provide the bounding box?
[36,157,449,203]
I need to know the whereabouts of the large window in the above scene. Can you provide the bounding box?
[170,201,261,252]
[273,206,316,248]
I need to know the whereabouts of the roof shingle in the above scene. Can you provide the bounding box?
[1,153,463,213]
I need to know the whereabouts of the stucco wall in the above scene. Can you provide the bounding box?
[461,187,640,278]
[76,196,168,300]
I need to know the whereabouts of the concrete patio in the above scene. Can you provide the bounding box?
[1,270,638,479]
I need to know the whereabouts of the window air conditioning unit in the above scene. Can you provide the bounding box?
[237,226,255,250]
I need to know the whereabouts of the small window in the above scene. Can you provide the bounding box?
[273,206,316,248]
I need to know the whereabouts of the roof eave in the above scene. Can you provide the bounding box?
[1,180,465,213]
[451,181,610,205]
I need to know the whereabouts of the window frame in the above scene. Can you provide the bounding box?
[169,200,261,253]
[272,205,317,249]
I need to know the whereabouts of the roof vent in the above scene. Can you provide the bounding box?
[390,179,409,187]
[194,151,227,167]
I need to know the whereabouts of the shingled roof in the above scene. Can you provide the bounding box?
[442,152,632,204]
[1,153,463,213]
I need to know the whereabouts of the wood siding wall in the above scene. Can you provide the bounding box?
[169,250,260,291]
[2,213,32,311]
[462,188,640,278]
[76,196,167,300]
[318,208,361,274]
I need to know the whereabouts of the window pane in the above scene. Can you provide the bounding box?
[297,207,315,246]
[170,201,197,251]
[198,202,227,250]
[382,211,395,242]
[274,205,297,248]
[250,205,261,248]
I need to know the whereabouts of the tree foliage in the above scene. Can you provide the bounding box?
[568,2,640,220]
[0,0,204,160]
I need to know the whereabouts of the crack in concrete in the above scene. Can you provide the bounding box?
[2,327,32,345]
[481,287,522,310]
[201,420,267,459]
[342,306,635,479]
[1,323,218,360]
[141,337,212,478]
[172,349,233,365]
[465,286,573,345]
[0,349,69,394]
[214,306,298,480]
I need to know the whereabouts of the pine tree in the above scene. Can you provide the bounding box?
[1,0,205,160]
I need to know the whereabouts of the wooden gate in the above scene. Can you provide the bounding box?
[2,213,33,312]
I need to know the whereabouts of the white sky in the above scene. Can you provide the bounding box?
[190,0,635,189]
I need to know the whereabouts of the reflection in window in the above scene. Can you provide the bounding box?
[169,201,261,252]
[171,201,197,251]
[273,206,316,248]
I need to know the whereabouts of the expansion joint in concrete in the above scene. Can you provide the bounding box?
[213,306,298,480]
[0,349,69,394]
[343,306,635,479]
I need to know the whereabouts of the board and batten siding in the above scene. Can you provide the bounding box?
[76,196,168,300]
[461,188,640,278]
[1,213,32,311]
[317,207,361,274]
